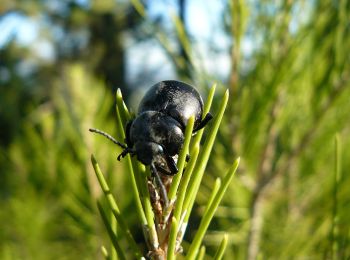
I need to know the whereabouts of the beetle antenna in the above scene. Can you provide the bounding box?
[117,148,135,161]
[151,163,169,208]
[89,128,127,149]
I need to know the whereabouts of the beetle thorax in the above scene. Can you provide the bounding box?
[129,111,184,157]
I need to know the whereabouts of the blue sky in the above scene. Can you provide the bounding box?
[1,1,232,84]
[0,0,266,89]
[0,13,39,47]
[126,0,235,87]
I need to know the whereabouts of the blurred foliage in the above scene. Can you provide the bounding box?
[1,0,350,259]
[0,0,144,147]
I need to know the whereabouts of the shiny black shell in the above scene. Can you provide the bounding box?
[128,111,184,157]
[138,80,204,130]
[124,80,208,175]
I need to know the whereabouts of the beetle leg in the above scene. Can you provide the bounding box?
[124,120,133,147]
[193,112,213,132]
[166,156,179,175]
[151,163,169,208]
[117,147,134,161]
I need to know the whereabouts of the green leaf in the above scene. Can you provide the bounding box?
[91,155,143,258]
[97,201,126,260]
[168,116,195,202]
[186,158,240,259]
[167,217,178,260]
[213,234,229,260]
[183,89,229,222]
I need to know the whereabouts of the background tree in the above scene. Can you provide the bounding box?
[0,0,349,259]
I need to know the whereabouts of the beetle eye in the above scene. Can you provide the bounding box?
[156,144,164,154]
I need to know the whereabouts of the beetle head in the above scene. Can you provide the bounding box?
[134,141,166,166]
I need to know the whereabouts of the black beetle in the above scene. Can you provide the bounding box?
[90,80,212,176]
